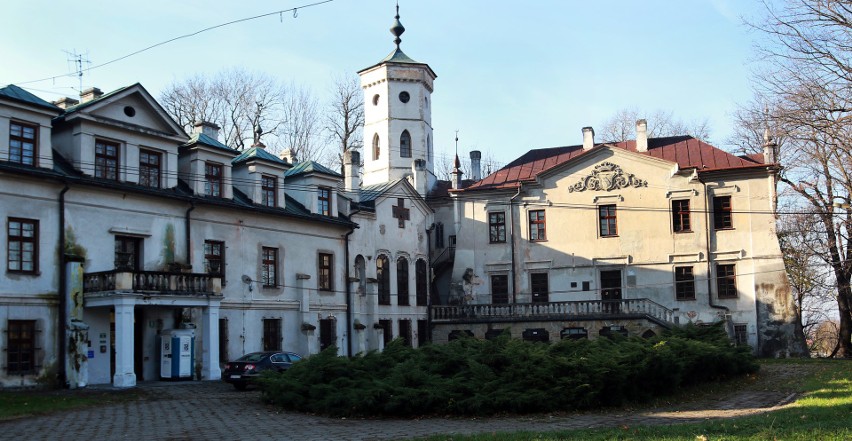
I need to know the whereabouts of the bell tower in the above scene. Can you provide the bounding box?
[358,4,437,195]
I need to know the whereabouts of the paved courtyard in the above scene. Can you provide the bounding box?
[0,365,800,441]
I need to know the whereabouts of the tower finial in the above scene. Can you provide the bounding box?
[390,1,405,48]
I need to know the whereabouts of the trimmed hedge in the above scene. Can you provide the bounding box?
[258,323,757,417]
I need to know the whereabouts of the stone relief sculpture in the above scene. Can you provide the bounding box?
[568,162,647,192]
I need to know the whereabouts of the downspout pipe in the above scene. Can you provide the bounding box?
[426,223,436,343]
[185,202,195,267]
[699,177,730,314]
[343,208,361,358]
[58,184,70,388]
[509,184,523,303]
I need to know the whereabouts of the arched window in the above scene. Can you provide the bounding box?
[373,133,380,161]
[426,134,432,162]
[377,255,390,305]
[416,259,427,306]
[397,257,409,306]
[400,130,412,158]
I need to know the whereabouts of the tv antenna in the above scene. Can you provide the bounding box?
[63,49,92,93]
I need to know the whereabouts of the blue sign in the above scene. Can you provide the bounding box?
[88,350,95,359]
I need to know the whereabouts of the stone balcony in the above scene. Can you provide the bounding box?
[83,270,222,296]
[431,298,674,327]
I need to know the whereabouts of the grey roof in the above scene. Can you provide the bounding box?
[381,47,419,64]
[232,146,288,166]
[183,132,238,154]
[359,179,403,203]
[284,160,342,179]
[0,84,61,112]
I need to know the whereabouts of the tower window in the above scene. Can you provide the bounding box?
[400,130,412,158]
[399,91,410,103]
[372,94,379,106]
[372,134,380,160]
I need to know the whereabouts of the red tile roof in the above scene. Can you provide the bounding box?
[460,136,771,192]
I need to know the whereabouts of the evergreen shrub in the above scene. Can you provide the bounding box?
[258,322,757,417]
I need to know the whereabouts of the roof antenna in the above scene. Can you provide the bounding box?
[64,49,91,94]
[390,1,405,49]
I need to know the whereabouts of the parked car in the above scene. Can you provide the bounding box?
[223,351,302,390]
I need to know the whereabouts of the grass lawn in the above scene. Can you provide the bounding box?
[419,359,852,441]
[0,387,146,421]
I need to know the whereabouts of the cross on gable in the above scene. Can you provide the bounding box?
[391,198,410,228]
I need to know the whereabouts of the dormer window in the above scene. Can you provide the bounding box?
[205,162,223,197]
[261,175,277,207]
[9,121,37,166]
[139,149,161,188]
[95,140,119,181]
[400,130,412,158]
[318,187,331,216]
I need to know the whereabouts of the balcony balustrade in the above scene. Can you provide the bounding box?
[83,270,222,295]
[431,298,673,325]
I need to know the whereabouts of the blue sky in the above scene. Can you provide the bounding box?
[2,0,767,166]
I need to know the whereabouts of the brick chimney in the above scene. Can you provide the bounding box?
[279,148,297,164]
[469,150,482,181]
[582,127,595,151]
[52,97,79,110]
[344,149,360,202]
[412,159,427,196]
[193,121,221,141]
[79,87,103,103]
[636,119,648,152]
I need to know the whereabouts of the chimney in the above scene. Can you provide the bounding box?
[582,127,595,151]
[412,159,427,196]
[79,87,103,103]
[193,121,221,141]
[279,148,297,164]
[344,149,361,201]
[451,154,463,190]
[636,119,648,152]
[763,127,777,164]
[469,150,482,181]
[52,97,79,110]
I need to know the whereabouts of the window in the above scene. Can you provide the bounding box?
[672,199,691,232]
[528,210,546,241]
[734,324,748,346]
[261,247,278,287]
[716,264,737,298]
[319,318,336,351]
[427,134,432,162]
[600,270,622,313]
[491,274,509,304]
[7,218,38,273]
[262,318,282,351]
[530,273,549,303]
[713,196,733,230]
[218,318,229,363]
[379,319,392,345]
[435,222,444,248]
[204,240,225,279]
[139,149,161,188]
[318,253,333,291]
[318,187,331,216]
[372,133,380,160]
[416,259,428,306]
[599,204,617,237]
[95,140,119,180]
[261,175,277,207]
[400,130,412,158]
[6,320,37,375]
[675,266,695,300]
[114,236,141,271]
[561,327,588,340]
[397,257,409,306]
[9,121,37,166]
[489,212,506,243]
[204,162,223,197]
[398,319,412,346]
[377,255,390,305]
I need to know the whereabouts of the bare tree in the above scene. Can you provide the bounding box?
[744,0,852,357]
[324,75,364,171]
[276,82,323,162]
[598,107,711,143]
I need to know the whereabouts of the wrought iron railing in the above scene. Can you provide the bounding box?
[431,298,673,324]
[83,270,221,295]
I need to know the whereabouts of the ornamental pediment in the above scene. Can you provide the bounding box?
[568,162,647,193]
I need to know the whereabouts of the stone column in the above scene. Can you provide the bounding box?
[201,303,222,380]
[112,299,136,388]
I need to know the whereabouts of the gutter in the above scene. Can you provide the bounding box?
[343,207,361,358]
[185,202,195,267]
[58,184,70,388]
[699,178,730,315]
[426,222,436,343]
[509,184,523,303]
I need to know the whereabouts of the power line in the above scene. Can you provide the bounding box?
[14,0,335,86]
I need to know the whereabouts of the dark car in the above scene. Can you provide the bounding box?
[223,351,302,390]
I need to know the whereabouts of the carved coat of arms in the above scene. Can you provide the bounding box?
[568,162,647,192]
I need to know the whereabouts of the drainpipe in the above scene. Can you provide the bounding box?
[58,184,70,388]
[426,223,436,343]
[699,178,730,315]
[509,184,523,303]
[185,202,195,267]
[343,208,361,358]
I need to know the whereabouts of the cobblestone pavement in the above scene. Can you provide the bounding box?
[0,366,800,441]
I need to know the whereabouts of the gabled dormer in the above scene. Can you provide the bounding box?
[283,161,343,217]
[0,84,61,170]
[231,143,291,208]
[178,121,239,199]
[51,84,187,189]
